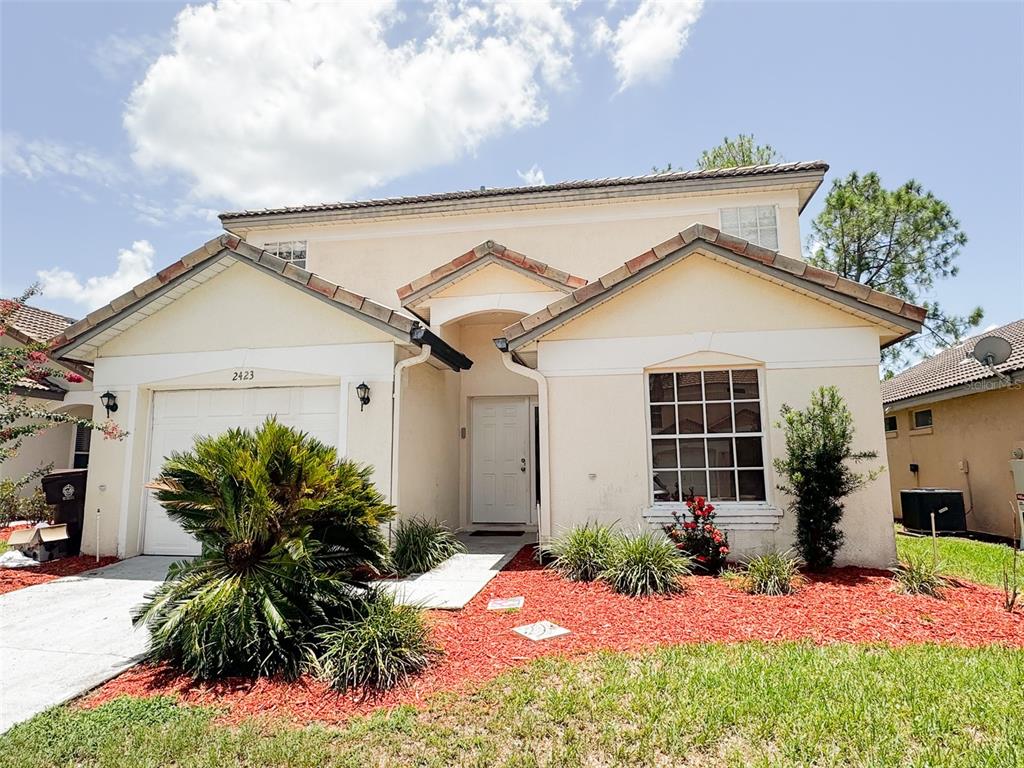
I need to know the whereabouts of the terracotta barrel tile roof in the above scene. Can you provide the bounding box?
[397,240,586,305]
[881,318,1024,405]
[50,234,425,356]
[221,161,829,222]
[498,223,925,350]
[6,304,76,343]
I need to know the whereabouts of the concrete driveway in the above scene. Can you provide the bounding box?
[0,556,174,732]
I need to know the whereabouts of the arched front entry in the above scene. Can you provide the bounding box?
[440,310,539,529]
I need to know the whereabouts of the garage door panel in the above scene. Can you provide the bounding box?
[143,386,340,555]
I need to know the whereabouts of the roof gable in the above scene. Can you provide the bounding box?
[396,240,586,308]
[882,318,1024,406]
[496,224,925,351]
[51,234,470,370]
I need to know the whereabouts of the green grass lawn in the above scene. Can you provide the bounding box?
[896,527,1020,588]
[2,643,1022,768]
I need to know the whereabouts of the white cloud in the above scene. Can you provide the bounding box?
[38,241,155,310]
[516,164,546,185]
[1,133,123,186]
[91,32,165,80]
[593,0,703,91]
[124,0,577,208]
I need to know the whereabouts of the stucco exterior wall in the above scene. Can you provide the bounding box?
[537,253,897,567]
[240,189,804,308]
[885,385,1024,538]
[0,416,74,490]
[395,362,460,531]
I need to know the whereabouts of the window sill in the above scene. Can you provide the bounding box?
[909,427,933,436]
[885,431,898,439]
[644,502,783,531]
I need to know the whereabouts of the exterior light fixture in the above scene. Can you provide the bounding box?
[356,382,370,411]
[100,391,119,417]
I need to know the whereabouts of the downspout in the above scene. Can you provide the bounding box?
[499,352,552,546]
[390,344,432,540]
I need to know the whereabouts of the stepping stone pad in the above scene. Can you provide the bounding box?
[487,597,525,610]
[513,620,570,641]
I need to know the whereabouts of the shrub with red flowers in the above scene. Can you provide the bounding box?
[663,495,730,574]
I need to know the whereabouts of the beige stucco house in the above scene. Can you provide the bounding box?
[50,162,925,567]
[2,305,95,490]
[882,319,1024,539]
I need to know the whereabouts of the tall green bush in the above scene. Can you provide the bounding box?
[133,418,395,680]
[773,386,879,570]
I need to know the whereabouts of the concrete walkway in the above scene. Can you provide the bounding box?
[0,556,174,732]
[376,533,528,609]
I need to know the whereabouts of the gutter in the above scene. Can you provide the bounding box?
[411,323,473,371]
[390,344,433,536]
[498,351,552,546]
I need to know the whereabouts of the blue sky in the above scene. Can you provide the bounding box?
[2,0,1022,339]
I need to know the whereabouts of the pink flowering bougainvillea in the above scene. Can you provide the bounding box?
[663,495,730,574]
[1,286,126,465]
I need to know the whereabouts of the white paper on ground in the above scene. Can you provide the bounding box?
[0,550,40,568]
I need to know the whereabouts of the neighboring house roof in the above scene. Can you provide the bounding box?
[220,161,829,225]
[2,304,92,393]
[50,234,472,371]
[396,240,587,307]
[881,318,1024,407]
[495,223,926,352]
[6,304,75,343]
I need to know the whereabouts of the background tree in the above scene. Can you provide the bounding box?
[697,134,782,170]
[807,172,981,372]
[654,134,781,173]
[1,286,124,465]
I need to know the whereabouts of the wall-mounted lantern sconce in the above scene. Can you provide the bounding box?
[356,382,370,412]
[100,391,119,417]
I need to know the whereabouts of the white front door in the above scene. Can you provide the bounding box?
[142,386,340,555]
[470,396,531,524]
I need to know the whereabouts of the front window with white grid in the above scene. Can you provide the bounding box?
[719,206,779,249]
[264,240,307,269]
[649,369,767,504]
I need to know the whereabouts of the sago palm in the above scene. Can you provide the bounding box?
[133,418,394,680]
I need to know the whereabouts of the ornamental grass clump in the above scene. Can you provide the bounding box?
[545,522,617,582]
[391,517,465,575]
[663,495,729,573]
[734,550,805,596]
[133,418,396,681]
[600,530,692,597]
[313,588,438,691]
[892,549,951,598]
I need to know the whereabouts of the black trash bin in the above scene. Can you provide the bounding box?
[40,469,88,555]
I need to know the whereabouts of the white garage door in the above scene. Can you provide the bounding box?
[143,386,340,555]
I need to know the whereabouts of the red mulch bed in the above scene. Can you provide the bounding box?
[1,526,118,595]
[82,545,1023,726]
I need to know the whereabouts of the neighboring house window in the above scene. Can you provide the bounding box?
[73,423,91,469]
[264,240,307,269]
[649,369,766,504]
[884,415,898,433]
[719,206,779,249]
[912,409,933,429]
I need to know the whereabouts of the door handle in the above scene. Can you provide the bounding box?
[520,457,527,472]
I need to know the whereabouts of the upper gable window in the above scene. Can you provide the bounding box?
[264,240,307,269]
[719,206,778,250]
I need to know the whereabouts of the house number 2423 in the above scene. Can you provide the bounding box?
[231,370,255,382]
